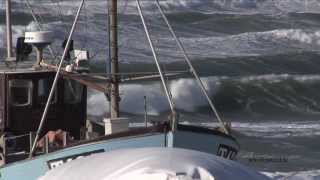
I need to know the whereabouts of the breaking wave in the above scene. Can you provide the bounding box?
[231,121,320,138]
[87,77,220,116]
[87,74,320,120]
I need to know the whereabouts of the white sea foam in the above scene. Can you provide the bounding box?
[270,29,320,45]
[201,121,320,138]
[178,28,320,59]
[170,77,221,111]
[263,169,320,180]
[115,28,320,63]
[237,74,320,84]
[87,90,108,117]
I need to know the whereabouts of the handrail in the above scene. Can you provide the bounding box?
[136,0,178,131]
[1,132,33,164]
[29,0,85,158]
[155,0,229,134]
[3,133,30,141]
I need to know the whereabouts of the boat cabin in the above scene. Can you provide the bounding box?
[0,68,87,141]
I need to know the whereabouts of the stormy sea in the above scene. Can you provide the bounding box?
[1,0,320,179]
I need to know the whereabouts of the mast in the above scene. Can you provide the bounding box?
[108,0,120,119]
[5,0,13,59]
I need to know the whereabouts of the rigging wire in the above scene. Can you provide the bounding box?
[23,0,43,30]
[136,0,178,130]
[27,0,45,26]
[107,0,111,73]
[154,0,229,134]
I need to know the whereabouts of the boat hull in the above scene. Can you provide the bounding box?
[0,126,239,180]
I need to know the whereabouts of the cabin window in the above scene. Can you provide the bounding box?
[64,80,83,104]
[38,79,57,104]
[9,80,33,106]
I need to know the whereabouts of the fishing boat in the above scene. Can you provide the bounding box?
[0,0,239,179]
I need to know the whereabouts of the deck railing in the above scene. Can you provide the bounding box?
[1,131,68,165]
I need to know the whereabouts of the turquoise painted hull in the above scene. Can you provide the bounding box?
[0,129,239,180]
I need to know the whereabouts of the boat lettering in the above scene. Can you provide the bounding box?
[47,149,105,169]
[217,144,237,160]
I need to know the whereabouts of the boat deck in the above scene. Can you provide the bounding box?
[0,61,53,74]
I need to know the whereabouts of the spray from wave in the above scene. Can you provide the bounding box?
[87,77,220,116]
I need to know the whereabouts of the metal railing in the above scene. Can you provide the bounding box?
[1,132,34,164]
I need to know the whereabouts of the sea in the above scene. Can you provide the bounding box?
[1,0,320,179]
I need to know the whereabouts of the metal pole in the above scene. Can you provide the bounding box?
[29,132,34,153]
[29,0,85,158]
[144,96,147,127]
[155,0,229,134]
[136,0,178,131]
[44,136,49,154]
[3,137,6,164]
[35,47,43,66]
[6,0,13,59]
[108,0,120,119]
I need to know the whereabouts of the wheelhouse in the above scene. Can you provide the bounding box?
[0,70,87,140]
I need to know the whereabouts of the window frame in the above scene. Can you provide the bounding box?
[64,79,83,104]
[9,79,33,107]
